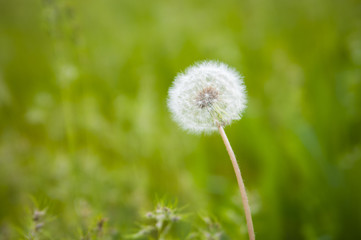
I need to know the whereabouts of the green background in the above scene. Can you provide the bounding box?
[0,0,360,239]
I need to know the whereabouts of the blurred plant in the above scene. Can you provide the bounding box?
[80,217,109,240]
[168,61,255,240]
[16,202,116,240]
[187,216,223,240]
[128,202,183,240]
[19,208,49,240]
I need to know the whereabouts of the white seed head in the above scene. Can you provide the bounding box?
[167,60,247,134]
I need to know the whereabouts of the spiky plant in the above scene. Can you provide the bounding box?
[128,203,183,240]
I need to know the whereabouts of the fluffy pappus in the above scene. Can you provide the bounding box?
[167,60,247,134]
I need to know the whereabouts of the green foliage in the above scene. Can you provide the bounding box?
[128,202,184,240]
[187,216,223,240]
[21,208,48,240]
[0,0,361,239]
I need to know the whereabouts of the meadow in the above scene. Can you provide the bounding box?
[0,0,360,239]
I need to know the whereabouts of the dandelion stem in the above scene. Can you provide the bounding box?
[218,125,255,240]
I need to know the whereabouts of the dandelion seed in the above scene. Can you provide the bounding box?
[167,60,255,240]
[167,60,247,134]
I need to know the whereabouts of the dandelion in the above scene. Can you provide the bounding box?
[168,61,247,134]
[167,60,255,240]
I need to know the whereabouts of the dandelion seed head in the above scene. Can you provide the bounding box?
[196,86,219,109]
[168,60,247,134]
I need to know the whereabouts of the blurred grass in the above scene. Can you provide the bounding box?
[0,0,361,239]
